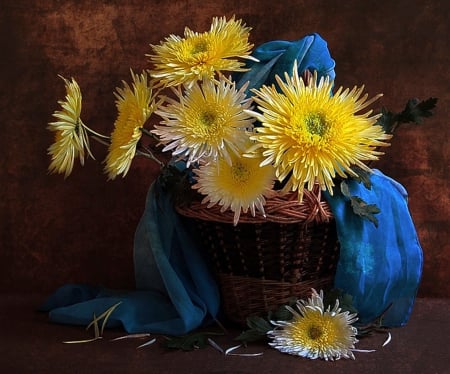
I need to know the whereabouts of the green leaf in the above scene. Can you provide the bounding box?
[323,288,358,314]
[235,315,274,344]
[246,315,272,333]
[377,97,437,134]
[349,167,372,190]
[350,196,380,227]
[163,332,223,351]
[340,181,380,227]
[267,300,296,322]
[377,107,397,134]
[235,329,267,344]
[398,97,438,125]
[340,180,351,198]
[158,164,197,205]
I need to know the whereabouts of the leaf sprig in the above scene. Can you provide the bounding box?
[162,331,225,351]
[340,180,381,227]
[339,97,437,226]
[377,97,438,134]
[63,302,122,344]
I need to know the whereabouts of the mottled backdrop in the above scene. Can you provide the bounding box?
[1,0,449,297]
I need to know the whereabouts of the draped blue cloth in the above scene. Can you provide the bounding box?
[40,33,421,332]
[324,170,423,326]
[40,179,220,335]
[235,33,335,92]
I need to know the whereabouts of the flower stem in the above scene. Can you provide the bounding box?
[80,120,110,139]
[137,145,165,168]
[140,127,160,141]
[91,135,110,147]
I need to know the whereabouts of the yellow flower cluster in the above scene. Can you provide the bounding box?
[47,15,390,225]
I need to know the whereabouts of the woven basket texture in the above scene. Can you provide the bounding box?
[176,185,340,325]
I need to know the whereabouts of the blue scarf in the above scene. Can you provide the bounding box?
[40,180,220,335]
[324,170,423,326]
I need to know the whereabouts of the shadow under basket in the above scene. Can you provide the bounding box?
[176,185,340,325]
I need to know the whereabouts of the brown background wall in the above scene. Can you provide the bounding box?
[1,0,448,297]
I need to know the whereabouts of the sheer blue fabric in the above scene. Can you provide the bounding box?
[40,180,220,335]
[324,170,423,326]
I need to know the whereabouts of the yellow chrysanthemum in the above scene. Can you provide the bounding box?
[148,15,254,88]
[105,70,157,179]
[246,65,392,201]
[153,77,255,167]
[192,145,275,226]
[268,289,359,361]
[47,76,92,178]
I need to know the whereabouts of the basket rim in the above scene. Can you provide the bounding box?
[176,184,333,224]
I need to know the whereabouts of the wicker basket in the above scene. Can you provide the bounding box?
[176,184,340,325]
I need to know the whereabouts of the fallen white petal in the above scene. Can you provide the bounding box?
[225,345,243,355]
[137,338,157,349]
[111,333,151,341]
[382,332,392,347]
[208,338,224,353]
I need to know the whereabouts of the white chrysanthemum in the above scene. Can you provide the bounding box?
[268,289,359,361]
[153,77,254,167]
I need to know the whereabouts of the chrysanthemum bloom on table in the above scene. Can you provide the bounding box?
[192,142,276,226]
[47,76,94,178]
[148,15,255,88]
[153,77,255,167]
[268,289,359,361]
[245,63,392,202]
[105,70,161,180]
